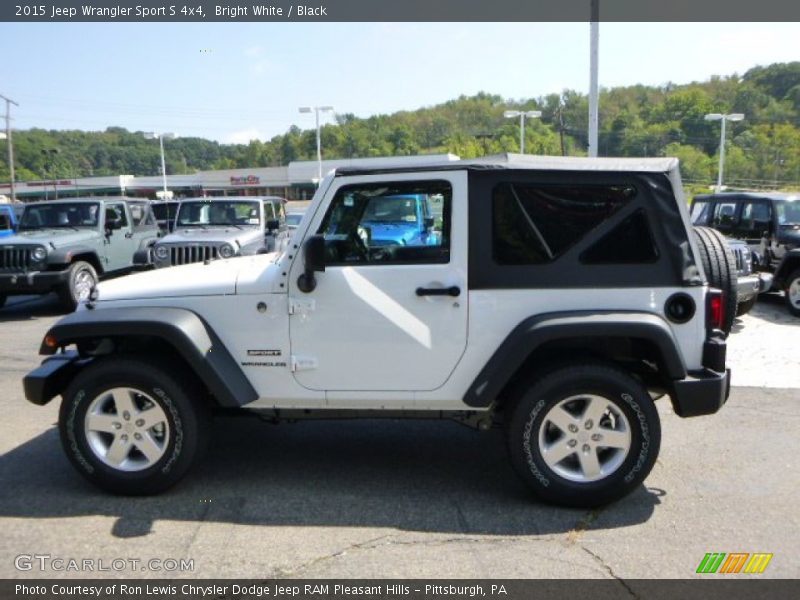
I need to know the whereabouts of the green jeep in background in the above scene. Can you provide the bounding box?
[0,198,158,311]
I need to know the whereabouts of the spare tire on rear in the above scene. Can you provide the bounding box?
[692,226,737,335]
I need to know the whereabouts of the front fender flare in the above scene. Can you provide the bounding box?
[463,311,687,408]
[38,307,258,408]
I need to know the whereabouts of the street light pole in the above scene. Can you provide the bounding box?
[299,105,334,186]
[503,110,542,154]
[704,113,744,191]
[588,0,600,157]
[0,93,19,202]
[144,132,176,197]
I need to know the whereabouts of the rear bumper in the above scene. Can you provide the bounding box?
[0,270,70,295]
[23,351,86,406]
[670,335,730,417]
[670,368,731,417]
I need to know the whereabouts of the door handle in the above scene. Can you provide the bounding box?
[125,232,133,238]
[416,286,460,297]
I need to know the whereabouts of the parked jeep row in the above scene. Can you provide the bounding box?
[691,192,800,316]
[0,198,158,311]
[0,195,290,311]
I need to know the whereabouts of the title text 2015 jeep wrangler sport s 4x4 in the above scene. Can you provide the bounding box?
[23,155,731,508]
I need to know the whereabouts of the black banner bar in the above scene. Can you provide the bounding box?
[3,0,800,23]
[2,580,799,600]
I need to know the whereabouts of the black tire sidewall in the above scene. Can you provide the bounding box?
[59,358,206,495]
[785,269,800,317]
[508,365,661,508]
[59,261,98,311]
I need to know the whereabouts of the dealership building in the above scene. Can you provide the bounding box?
[0,154,459,203]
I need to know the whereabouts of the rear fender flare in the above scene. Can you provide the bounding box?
[463,311,687,408]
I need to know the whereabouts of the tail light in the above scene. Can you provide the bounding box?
[707,289,724,331]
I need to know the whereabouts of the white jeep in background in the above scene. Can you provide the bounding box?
[24,155,731,508]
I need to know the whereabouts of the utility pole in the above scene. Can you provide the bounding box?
[557,104,566,156]
[0,93,19,202]
[588,0,599,157]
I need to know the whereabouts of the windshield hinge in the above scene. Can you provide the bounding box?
[288,297,316,315]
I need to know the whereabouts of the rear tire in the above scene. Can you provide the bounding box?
[693,227,737,334]
[506,363,661,508]
[57,261,97,312]
[59,357,210,495]
[785,269,800,317]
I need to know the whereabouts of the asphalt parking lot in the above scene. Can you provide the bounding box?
[0,293,798,581]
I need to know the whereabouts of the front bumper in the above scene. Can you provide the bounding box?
[0,270,70,295]
[23,351,86,406]
[736,274,760,303]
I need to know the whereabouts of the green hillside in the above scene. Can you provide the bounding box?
[2,62,799,191]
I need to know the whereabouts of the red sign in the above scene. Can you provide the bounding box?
[230,175,260,186]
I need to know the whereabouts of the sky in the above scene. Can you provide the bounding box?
[0,22,798,144]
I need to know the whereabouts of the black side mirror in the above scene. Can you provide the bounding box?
[297,234,325,293]
[266,218,280,231]
[424,216,434,230]
[106,217,122,231]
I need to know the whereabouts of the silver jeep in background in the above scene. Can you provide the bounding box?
[144,196,288,269]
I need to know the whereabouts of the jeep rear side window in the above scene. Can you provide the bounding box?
[318,180,451,265]
[580,209,658,264]
[492,182,636,264]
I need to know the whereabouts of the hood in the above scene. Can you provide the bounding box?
[97,259,241,302]
[159,227,261,246]
[3,228,99,248]
[364,221,420,245]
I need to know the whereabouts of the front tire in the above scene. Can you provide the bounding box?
[506,363,661,508]
[57,260,98,312]
[59,357,210,495]
[785,269,800,317]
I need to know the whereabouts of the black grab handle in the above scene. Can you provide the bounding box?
[416,286,461,297]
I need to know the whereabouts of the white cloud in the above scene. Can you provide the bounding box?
[223,129,264,144]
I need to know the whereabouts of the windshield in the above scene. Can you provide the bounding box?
[286,213,304,226]
[19,203,100,229]
[776,200,800,226]
[176,201,261,227]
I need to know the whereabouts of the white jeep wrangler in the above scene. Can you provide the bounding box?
[24,155,731,508]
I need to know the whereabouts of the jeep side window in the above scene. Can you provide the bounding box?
[106,204,128,228]
[492,182,635,264]
[128,202,154,229]
[263,201,275,220]
[317,180,451,265]
[712,202,738,232]
[740,201,771,236]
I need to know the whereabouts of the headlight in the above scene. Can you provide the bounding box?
[31,247,47,261]
[154,245,169,260]
[219,244,235,259]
